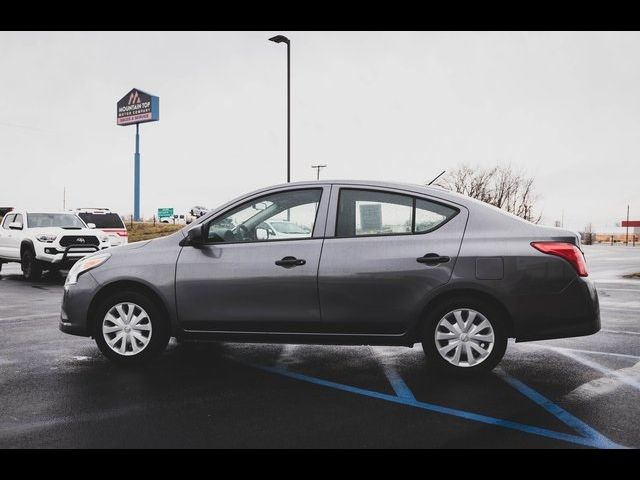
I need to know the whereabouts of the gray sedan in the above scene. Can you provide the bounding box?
[59,180,599,374]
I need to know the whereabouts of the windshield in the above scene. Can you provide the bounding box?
[27,213,86,229]
[78,212,124,229]
[270,221,310,234]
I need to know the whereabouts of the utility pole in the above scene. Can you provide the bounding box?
[626,204,630,246]
[63,187,66,210]
[311,164,327,180]
[561,209,564,228]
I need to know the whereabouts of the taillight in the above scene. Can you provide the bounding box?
[531,242,588,277]
[116,231,128,237]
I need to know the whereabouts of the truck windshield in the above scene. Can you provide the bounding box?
[28,213,86,229]
[78,212,125,229]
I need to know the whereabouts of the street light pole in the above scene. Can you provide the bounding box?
[626,204,630,246]
[269,34,291,183]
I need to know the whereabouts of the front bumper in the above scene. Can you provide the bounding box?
[37,245,109,266]
[513,276,600,342]
[59,271,100,337]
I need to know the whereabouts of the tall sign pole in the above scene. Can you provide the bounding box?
[117,88,159,221]
[134,123,141,221]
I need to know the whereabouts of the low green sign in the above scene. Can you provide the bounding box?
[158,207,174,219]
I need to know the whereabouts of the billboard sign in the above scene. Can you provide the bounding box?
[359,204,382,231]
[117,88,159,126]
[622,220,640,227]
[158,207,174,219]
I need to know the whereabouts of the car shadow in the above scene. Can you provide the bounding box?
[0,267,67,286]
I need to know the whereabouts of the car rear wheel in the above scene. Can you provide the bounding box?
[21,249,42,281]
[94,291,169,365]
[422,296,507,375]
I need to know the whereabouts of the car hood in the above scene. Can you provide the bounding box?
[30,227,100,237]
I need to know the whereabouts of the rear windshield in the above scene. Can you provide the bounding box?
[78,212,125,229]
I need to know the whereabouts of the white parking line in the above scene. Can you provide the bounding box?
[547,348,640,392]
[597,287,640,292]
[529,344,640,360]
[0,312,59,322]
[601,328,640,336]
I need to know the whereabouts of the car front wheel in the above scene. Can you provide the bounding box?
[422,297,507,375]
[94,291,169,365]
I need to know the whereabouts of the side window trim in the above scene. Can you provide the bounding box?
[332,187,460,239]
[202,187,328,245]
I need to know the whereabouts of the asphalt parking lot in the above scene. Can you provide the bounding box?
[1,245,639,448]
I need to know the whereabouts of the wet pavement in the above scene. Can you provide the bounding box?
[0,244,639,448]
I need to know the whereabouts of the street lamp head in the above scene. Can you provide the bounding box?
[269,35,290,45]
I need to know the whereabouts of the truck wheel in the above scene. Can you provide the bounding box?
[21,249,43,281]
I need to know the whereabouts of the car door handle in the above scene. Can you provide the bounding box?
[275,256,306,268]
[416,253,450,265]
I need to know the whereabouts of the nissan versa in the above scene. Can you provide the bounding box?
[59,181,600,374]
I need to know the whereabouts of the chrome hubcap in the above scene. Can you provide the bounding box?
[434,308,495,368]
[102,302,152,356]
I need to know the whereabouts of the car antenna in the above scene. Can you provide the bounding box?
[427,170,446,185]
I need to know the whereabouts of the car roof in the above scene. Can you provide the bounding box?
[9,210,82,215]
[248,179,477,208]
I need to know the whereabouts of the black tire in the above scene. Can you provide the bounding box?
[21,249,42,281]
[94,290,169,365]
[421,296,507,376]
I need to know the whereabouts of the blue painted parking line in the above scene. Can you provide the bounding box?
[497,371,623,449]
[249,362,624,449]
[381,364,416,401]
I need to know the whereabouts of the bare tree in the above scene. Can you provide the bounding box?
[435,164,541,223]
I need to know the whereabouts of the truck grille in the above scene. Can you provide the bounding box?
[59,235,100,247]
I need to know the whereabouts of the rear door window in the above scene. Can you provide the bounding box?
[414,199,459,233]
[336,189,458,238]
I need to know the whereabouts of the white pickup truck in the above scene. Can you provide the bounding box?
[0,210,110,280]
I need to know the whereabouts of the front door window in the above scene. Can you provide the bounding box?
[207,189,322,244]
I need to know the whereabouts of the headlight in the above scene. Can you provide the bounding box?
[36,234,57,243]
[65,252,111,286]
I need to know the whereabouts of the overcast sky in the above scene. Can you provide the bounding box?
[1,31,638,232]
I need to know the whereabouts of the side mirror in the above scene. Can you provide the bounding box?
[8,221,22,230]
[86,222,96,229]
[256,227,269,240]
[186,224,205,246]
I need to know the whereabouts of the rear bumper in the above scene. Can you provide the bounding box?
[513,276,600,342]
